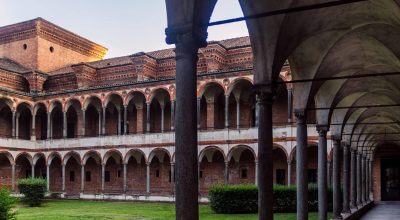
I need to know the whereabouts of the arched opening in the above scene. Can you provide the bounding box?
[48,154,62,193]
[0,99,13,138]
[228,79,256,129]
[273,82,289,125]
[273,147,288,185]
[16,103,32,140]
[50,101,63,139]
[126,92,146,134]
[200,83,225,130]
[65,99,82,138]
[228,146,256,185]
[34,155,47,179]
[150,89,171,133]
[291,145,319,184]
[64,154,81,195]
[199,147,225,195]
[0,152,13,189]
[149,149,172,195]
[103,151,123,193]
[15,153,32,192]
[84,97,102,137]
[104,94,123,136]
[83,152,101,193]
[34,103,47,140]
[126,150,146,194]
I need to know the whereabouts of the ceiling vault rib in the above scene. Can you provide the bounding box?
[309,103,400,111]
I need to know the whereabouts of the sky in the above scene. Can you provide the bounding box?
[0,0,249,58]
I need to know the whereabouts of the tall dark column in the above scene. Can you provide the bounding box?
[12,110,16,138]
[146,103,151,133]
[225,95,229,128]
[362,156,366,203]
[328,159,332,187]
[357,153,362,206]
[123,105,128,135]
[257,88,275,220]
[342,144,351,214]
[63,111,67,138]
[368,159,372,201]
[332,138,342,219]
[197,98,201,129]
[82,109,86,137]
[171,100,175,131]
[287,88,292,124]
[295,109,308,220]
[102,107,106,135]
[317,126,328,220]
[169,32,202,220]
[350,149,357,209]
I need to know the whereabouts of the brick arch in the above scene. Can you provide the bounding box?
[0,151,15,165]
[49,99,63,113]
[124,149,147,164]
[103,149,123,165]
[104,92,124,108]
[83,95,103,110]
[199,146,226,163]
[33,152,46,165]
[47,152,62,166]
[227,145,256,162]
[64,98,82,112]
[16,101,33,115]
[82,150,102,165]
[33,102,48,114]
[149,87,171,104]
[0,97,14,111]
[226,77,253,96]
[197,81,226,98]
[63,151,82,166]
[125,90,146,106]
[148,148,171,163]
[273,143,289,161]
[15,152,33,165]
[289,142,319,161]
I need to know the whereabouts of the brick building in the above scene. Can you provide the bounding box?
[0,18,343,201]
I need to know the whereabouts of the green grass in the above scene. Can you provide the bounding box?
[15,199,331,220]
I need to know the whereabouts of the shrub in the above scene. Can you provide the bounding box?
[17,178,47,207]
[209,184,333,214]
[0,188,16,220]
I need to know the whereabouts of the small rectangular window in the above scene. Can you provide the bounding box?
[70,171,75,182]
[156,170,160,178]
[240,169,248,179]
[168,171,172,182]
[199,171,203,179]
[117,170,121,178]
[105,171,110,182]
[85,171,91,182]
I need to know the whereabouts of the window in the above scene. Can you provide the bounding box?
[169,171,172,182]
[199,171,203,179]
[23,44,27,50]
[70,171,75,182]
[105,171,110,182]
[276,169,286,185]
[308,169,317,183]
[85,171,91,182]
[155,169,160,178]
[117,170,121,178]
[240,169,248,179]
[49,46,54,53]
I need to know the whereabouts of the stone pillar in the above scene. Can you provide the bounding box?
[46,165,50,192]
[136,106,144,133]
[257,89,275,220]
[350,149,357,209]
[31,114,36,141]
[123,105,128,135]
[328,159,332,187]
[255,97,259,127]
[197,97,201,129]
[146,103,151,133]
[161,106,165,132]
[12,110,16,138]
[317,126,328,220]
[146,162,150,193]
[295,109,308,220]
[236,99,240,129]
[362,156,366,203]
[332,138,342,219]
[225,95,229,128]
[171,162,175,182]
[102,107,106,135]
[287,88,292,124]
[81,165,85,192]
[255,160,258,186]
[15,114,19,139]
[369,159,372,200]
[123,163,127,193]
[98,111,101,136]
[62,164,65,192]
[118,109,122,135]
[31,164,35,178]
[101,164,105,193]
[224,161,229,184]
[342,144,351,214]
[11,164,15,192]
[171,100,175,131]
[357,153,362,206]
[82,109,86,137]
[287,160,292,186]
[63,111,67,138]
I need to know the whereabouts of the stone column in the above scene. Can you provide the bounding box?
[11,164,15,192]
[257,89,275,220]
[350,149,357,209]
[82,109,86,137]
[171,162,175,182]
[146,103,151,133]
[161,106,165,132]
[98,111,101,136]
[31,114,36,140]
[357,153,362,206]
[15,114,19,139]
[146,162,150,193]
[287,160,292,186]
[332,138,342,219]
[362,156,366,203]
[255,160,258,186]
[31,164,35,178]
[123,163,127,193]
[225,95,229,128]
[123,105,128,135]
[328,159,332,187]
[255,97,259,127]
[63,111,67,138]
[46,165,50,192]
[81,165,85,193]
[342,144,351,214]
[295,109,308,220]
[317,126,328,220]
[171,100,175,131]
[101,163,105,193]
[236,99,240,129]
[224,161,229,184]
[12,110,16,138]
[118,109,121,135]
[369,159,372,200]
[102,107,106,135]
[197,98,201,129]
[287,88,292,124]
[62,164,65,192]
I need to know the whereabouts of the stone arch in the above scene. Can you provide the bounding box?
[16,102,33,140]
[149,88,172,133]
[82,150,102,165]
[148,148,171,163]
[273,145,289,185]
[0,98,13,138]
[0,151,14,165]
[49,100,63,139]
[83,96,102,137]
[124,149,147,164]
[197,81,226,98]
[126,91,147,134]
[0,151,14,189]
[125,148,147,194]
[104,93,124,135]
[199,145,226,194]
[199,82,226,129]
[199,146,226,163]
[47,152,62,166]
[33,102,48,140]
[15,152,33,165]
[227,145,256,162]
[63,151,82,166]
[103,149,123,165]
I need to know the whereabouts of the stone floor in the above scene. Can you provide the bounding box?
[360,201,400,220]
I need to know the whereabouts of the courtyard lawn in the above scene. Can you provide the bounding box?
[15,200,331,220]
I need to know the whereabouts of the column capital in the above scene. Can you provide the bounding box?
[165,24,207,48]
[316,125,329,136]
[287,160,292,165]
[294,109,307,123]
[253,84,276,105]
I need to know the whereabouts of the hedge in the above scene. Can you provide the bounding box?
[209,184,333,214]
[17,178,47,207]
[0,188,16,220]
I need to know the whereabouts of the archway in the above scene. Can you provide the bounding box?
[199,147,225,195]
[0,99,12,138]
[16,103,32,140]
[125,150,147,194]
[48,153,62,193]
[0,152,13,189]
[103,151,123,193]
[148,149,172,195]
[126,92,146,134]
[34,103,47,140]
[200,83,225,130]
[228,146,256,185]
[82,152,102,193]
